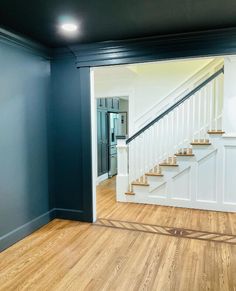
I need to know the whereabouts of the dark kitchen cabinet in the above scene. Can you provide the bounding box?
[113,98,119,110]
[106,97,119,110]
[97,110,108,176]
[106,98,113,110]
[97,98,107,109]
[97,97,120,111]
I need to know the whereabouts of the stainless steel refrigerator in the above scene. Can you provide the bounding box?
[108,112,127,177]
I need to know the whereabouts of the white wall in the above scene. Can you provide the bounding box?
[223,56,236,136]
[94,58,218,135]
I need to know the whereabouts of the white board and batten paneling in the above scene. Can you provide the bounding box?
[117,136,236,212]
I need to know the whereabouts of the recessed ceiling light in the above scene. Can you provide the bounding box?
[61,23,78,33]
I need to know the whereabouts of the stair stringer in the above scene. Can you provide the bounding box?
[119,135,236,212]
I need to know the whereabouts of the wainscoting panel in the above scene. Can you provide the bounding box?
[171,167,191,200]
[197,150,217,202]
[150,182,167,198]
[223,145,236,204]
[119,136,236,212]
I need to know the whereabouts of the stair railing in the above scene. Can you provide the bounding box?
[117,67,224,194]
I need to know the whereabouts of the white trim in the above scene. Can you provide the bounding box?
[97,173,109,185]
[90,69,97,222]
[225,56,236,63]
[223,134,236,138]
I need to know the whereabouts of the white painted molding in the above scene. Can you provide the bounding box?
[225,56,236,63]
[90,69,97,222]
[222,134,236,138]
[97,173,109,185]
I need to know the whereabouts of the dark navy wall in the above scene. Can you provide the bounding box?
[0,39,52,251]
[50,56,93,221]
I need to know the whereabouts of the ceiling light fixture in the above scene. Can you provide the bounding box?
[61,23,78,33]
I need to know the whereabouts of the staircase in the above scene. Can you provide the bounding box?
[116,66,236,212]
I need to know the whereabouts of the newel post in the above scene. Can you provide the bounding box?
[116,136,129,201]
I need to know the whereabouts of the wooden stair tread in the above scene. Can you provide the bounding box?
[175,153,194,156]
[132,182,149,186]
[191,142,211,145]
[125,191,135,195]
[207,130,225,134]
[145,172,164,177]
[159,163,178,167]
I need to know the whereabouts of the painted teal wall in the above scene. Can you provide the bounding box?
[50,56,83,209]
[0,40,52,250]
[50,57,93,221]
[0,39,93,251]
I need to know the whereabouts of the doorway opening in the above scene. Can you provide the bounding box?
[91,56,223,222]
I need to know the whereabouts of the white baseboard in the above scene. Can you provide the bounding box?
[97,173,108,185]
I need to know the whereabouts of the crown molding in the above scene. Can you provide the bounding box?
[61,27,236,68]
[0,27,52,59]
[14,26,236,64]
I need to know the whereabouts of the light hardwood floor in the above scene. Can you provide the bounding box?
[1,177,236,290]
[97,178,236,233]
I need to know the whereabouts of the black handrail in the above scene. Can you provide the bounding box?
[126,67,224,144]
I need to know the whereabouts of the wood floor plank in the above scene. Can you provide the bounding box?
[0,177,236,290]
[97,177,236,234]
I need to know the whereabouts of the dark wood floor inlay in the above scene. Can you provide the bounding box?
[95,218,236,245]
